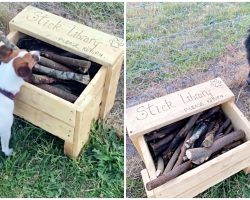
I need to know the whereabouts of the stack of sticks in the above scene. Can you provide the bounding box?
[17,37,95,103]
[145,106,245,191]
[0,31,102,103]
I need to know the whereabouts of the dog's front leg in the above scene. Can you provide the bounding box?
[1,129,13,156]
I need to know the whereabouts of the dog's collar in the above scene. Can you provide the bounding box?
[0,88,15,100]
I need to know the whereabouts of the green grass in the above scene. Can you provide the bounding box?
[126,178,146,198]
[62,2,124,25]
[126,3,250,91]
[0,118,124,198]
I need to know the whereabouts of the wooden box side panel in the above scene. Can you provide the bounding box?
[139,101,250,197]
[14,100,74,143]
[222,101,250,140]
[152,141,250,197]
[64,88,104,157]
[15,83,77,126]
[9,6,124,67]
[127,78,235,140]
[100,55,123,119]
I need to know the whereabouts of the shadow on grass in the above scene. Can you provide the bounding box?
[0,118,124,198]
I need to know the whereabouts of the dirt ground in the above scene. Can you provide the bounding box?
[126,42,250,197]
[0,2,124,136]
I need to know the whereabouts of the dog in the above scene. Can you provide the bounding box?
[0,45,39,156]
[245,31,250,84]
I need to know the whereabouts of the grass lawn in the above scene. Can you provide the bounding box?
[126,2,250,198]
[126,3,250,91]
[0,119,124,198]
[0,2,124,198]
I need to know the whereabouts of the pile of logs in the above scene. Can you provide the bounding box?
[145,106,245,191]
[17,37,98,103]
[0,32,101,103]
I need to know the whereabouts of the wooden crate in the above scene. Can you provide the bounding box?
[6,6,124,158]
[126,78,250,197]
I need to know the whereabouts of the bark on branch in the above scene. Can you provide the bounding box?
[36,84,78,102]
[173,130,192,168]
[33,64,90,84]
[186,130,245,165]
[163,113,202,160]
[39,56,73,72]
[146,161,192,191]
[42,52,91,73]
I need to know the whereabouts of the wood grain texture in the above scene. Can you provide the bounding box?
[14,100,74,143]
[15,82,76,126]
[9,6,124,67]
[100,55,124,118]
[127,78,235,140]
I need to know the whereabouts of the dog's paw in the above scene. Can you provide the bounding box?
[4,148,13,156]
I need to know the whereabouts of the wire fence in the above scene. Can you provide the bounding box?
[126,3,250,102]
[0,2,124,38]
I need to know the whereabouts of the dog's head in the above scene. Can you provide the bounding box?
[13,50,40,77]
[0,45,40,78]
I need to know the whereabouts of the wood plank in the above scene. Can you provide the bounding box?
[152,141,250,197]
[138,136,156,180]
[175,155,250,197]
[14,100,74,143]
[15,82,76,126]
[141,169,156,198]
[222,101,250,140]
[75,66,107,107]
[222,101,250,174]
[9,6,124,67]
[127,78,235,140]
[65,89,103,157]
[100,55,123,118]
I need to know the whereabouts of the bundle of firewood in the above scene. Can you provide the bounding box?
[145,106,245,191]
[17,37,99,103]
[0,31,101,103]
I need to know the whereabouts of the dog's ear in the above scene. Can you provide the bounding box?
[0,45,13,61]
[16,66,31,77]
[13,52,39,78]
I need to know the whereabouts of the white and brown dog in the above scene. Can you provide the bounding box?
[0,45,39,156]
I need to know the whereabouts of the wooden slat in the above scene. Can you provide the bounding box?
[64,89,103,157]
[100,55,123,118]
[222,101,250,140]
[141,169,156,198]
[138,136,156,180]
[14,100,74,143]
[15,82,76,126]
[75,66,107,107]
[127,78,235,140]
[9,6,124,67]
[152,141,250,197]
